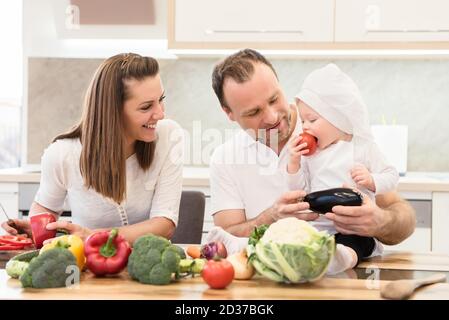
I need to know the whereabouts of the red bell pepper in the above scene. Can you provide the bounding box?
[0,235,33,249]
[0,243,26,251]
[30,213,57,249]
[84,228,131,276]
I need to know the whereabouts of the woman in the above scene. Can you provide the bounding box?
[2,53,184,244]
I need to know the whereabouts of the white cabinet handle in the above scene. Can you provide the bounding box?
[204,29,303,35]
[366,29,449,33]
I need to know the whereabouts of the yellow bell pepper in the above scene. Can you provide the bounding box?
[40,235,86,271]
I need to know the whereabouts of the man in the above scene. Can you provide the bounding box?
[209,48,415,250]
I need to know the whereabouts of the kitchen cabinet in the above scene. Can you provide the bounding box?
[168,0,334,49]
[335,0,449,46]
[384,195,431,253]
[50,0,167,39]
[432,192,449,254]
[0,183,19,234]
[168,0,449,50]
[0,183,19,217]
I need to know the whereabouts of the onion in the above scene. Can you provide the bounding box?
[226,250,255,280]
[200,241,227,260]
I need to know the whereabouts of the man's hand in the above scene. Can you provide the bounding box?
[351,164,375,192]
[266,190,318,223]
[324,191,387,237]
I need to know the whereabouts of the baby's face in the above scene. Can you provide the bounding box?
[297,100,345,150]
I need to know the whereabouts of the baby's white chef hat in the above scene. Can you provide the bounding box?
[295,63,374,142]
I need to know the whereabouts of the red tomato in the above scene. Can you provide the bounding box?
[202,259,234,289]
[299,132,317,156]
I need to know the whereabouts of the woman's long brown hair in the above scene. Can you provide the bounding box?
[53,53,159,204]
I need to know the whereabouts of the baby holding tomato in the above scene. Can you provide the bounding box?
[287,63,399,274]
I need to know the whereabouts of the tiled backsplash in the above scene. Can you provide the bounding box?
[27,57,449,171]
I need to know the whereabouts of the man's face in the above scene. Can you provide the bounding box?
[222,62,293,149]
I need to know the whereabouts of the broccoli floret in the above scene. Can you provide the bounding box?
[19,248,78,288]
[133,234,170,253]
[128,234,186,285]
[171,245,186,259]
[162,248,181,272]
[148,264,172,285]
[6,260,30,279]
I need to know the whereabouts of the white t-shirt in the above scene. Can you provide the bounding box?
[210,116,303,220]
[35,119,184,229]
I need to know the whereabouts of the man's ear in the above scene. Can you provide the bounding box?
[222,106,235,121]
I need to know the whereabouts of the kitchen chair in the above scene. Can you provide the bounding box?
[171,190,206,244]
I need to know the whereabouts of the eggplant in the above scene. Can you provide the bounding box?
[304,187,363,214]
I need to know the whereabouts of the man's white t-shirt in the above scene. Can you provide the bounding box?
[35,119,184,229]
[210,116,303,220]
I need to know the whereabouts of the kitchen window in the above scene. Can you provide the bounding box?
[0,1,22,169]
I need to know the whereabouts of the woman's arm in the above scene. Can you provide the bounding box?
[114,217,175,244]
[45,215,176,246]
[29,201,60,220]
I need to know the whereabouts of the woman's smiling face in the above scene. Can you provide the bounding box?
[122,74,166,148]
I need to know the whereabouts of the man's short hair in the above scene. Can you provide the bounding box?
[211,48,278,108]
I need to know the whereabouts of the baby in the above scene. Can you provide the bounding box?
[286,63,399,273]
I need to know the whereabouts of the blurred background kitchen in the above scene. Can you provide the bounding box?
[1,0,449,252]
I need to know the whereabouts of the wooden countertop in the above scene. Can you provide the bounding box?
[358,251,449,272]
[1,251,448,300]
[1,167,449,191]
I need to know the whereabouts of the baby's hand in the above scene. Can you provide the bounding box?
[351,164,375,192]
[287,135,309,174]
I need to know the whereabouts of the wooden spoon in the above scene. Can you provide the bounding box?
[381,273,447,300]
